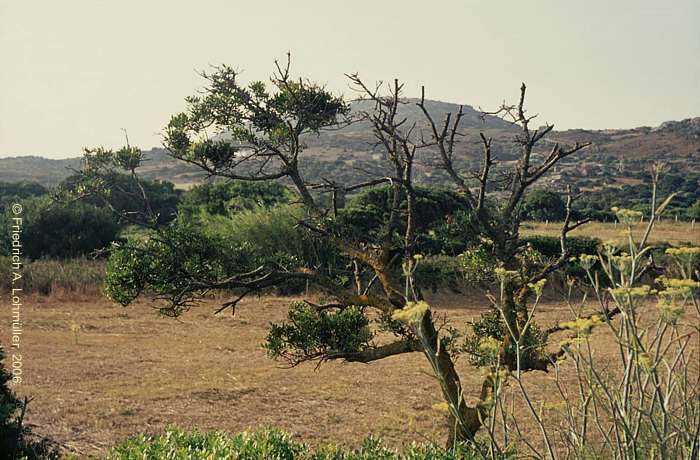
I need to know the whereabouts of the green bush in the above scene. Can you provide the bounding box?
[60,173,181,226]
[457,247,497,285]
[202,205,344,293]
[104,207,348,313]
[520,235,599,259]
[521,190,566,221]
[335,186,478,255]
[574,208,616,222]
[0,196,120,260]
[178,180,293,217]
[572,172,700,221]
[520,235,601,283]
[106,426,494,460]
[414,255,465,292]
[0,182,47,213]
[265,302,372,364]
[105,220,261,312]
[203,205,338,269]
[462,307,547,369]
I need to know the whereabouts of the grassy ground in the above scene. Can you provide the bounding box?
[521,219,699,247]
[6,291,650,458]
[4,222,698,457]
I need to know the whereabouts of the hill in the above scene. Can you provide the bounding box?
[0,100,698,191]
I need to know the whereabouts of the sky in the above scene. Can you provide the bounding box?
[0,0,698,159]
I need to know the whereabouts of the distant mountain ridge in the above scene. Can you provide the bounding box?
[0,156,82,185]
[1,99,697,190]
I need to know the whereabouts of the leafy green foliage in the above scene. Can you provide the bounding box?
[0,181,47,213]
[521,190,567,221]
[106,426,493,460]
[413,255,465,292]
[521,235,599,259]
[202,205,343,289]
[104,204,346,311]
[264,302,372,364]
[462,308,547,368]
[335,186,478,255]
[574,172,700,221]
[457,247,497,285]
[521,235,601,282]
[178,181,293,217]
[60,172,181,226]
[164,64,348,174]
[105,221,260,314]
[55,146,179,228]
[0,196,120,260]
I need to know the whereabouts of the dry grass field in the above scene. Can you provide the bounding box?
[7,291,665,458]
[522,220,699,246]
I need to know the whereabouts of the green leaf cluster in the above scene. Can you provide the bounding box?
[463,308,547,368]
[105,221,259,314]
[106,426,497,460]
[264,302,372,364]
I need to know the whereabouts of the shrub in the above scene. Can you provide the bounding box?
[178,180,293,217]
[0,196,120,260]
[204,205,338,269]
[521,190,566,221]
[60,173,181,226]
[574,207,616,222]
[414,255,465,292]
[462,307,548,369]
[0,182,47,213]
[520,235,599,259]
[265,302,373,364]
[335,186,478,255]
[457,247,497,285]
[105,220,260,312]
[202,205,343,291]
[105,426,493,460]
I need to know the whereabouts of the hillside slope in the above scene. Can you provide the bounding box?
[1,101,697,190]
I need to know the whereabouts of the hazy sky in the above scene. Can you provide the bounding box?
[1,0,698,159]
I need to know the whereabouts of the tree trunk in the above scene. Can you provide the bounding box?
[417,310,488,444]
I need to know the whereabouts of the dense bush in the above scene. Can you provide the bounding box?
[336,186,478,255]
[203,205,341,274]
[520,235,599,259]
[573,171,700,220]
[105,220,260,312]
[265,302,372,364]
[574,207,616,222]
[521,190,567,221]
[106,205,348,309]
[0,181,47,213]
[520,235,601,283]
[178,180,293,217]
[59,173,181,226]
[106,426,494,460]
[414,255,466,292]
[0,196,120,260]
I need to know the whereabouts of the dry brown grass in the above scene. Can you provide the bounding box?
[521,220,700,247]
[5,292,652,458]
